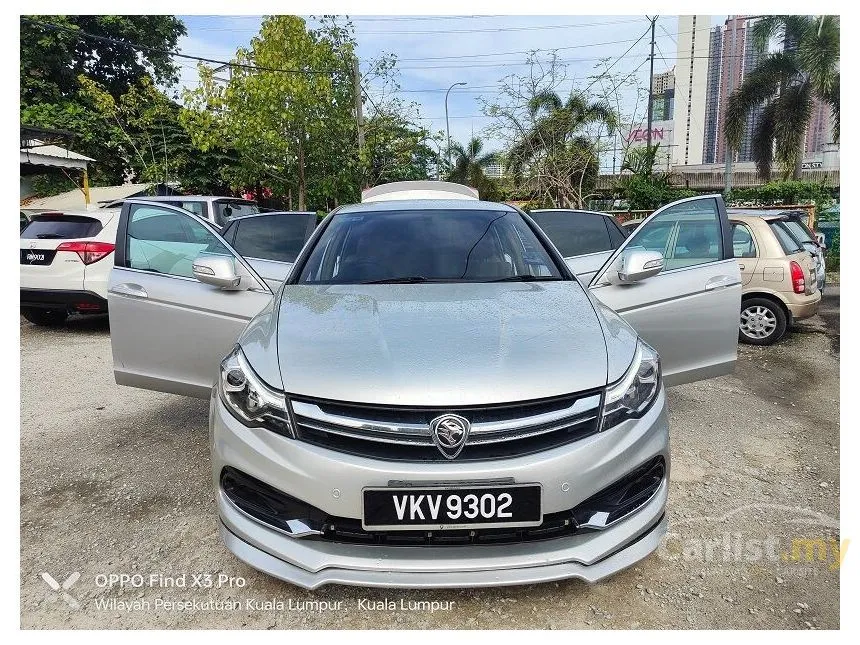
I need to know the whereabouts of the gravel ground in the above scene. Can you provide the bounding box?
[20,289,840,629]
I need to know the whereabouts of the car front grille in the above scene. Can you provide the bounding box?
[289,390,603,461]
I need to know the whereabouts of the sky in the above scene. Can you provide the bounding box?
[175,14,724,172]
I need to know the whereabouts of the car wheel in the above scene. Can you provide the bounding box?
[21,307,68,327]
[738,298,787,345]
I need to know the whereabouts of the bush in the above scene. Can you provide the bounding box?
[727,181,835,210]
[620,176,696,211]
[826,232,840,272]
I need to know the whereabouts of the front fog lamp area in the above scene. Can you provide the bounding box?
[219,346,294,437]
[601,339,660,430]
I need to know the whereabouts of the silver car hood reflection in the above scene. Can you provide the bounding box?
[273,281,610,406]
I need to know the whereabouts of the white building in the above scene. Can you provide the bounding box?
[672,15,711,166]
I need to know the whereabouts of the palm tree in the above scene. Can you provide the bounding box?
[447,136,499,199]
[725,15,839,180]
[506,90,617,207]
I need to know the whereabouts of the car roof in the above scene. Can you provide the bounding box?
[529,208,615,218]
[727,208,805,220]
[115,195,256,204]
[225,211,316,223]
[336,199,518,214]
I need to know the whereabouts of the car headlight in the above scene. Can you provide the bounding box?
[601,338,661,430]
[219,346,294,438]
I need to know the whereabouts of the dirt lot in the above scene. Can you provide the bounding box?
[20,288,840,629]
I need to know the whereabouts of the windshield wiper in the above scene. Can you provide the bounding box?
[488,275,563,282]
[35,233,64,239]
[362,276,431,284]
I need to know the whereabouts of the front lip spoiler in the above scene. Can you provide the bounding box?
[217,510,668,590]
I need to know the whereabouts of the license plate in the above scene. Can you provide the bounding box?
[20,249,55,265]
[362,484,542,531]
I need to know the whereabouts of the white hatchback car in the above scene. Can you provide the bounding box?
[20,209,120,325]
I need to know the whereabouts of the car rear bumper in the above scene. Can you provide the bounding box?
[20,288,108,314]
[211,386,670,589]
[787,290,821,321]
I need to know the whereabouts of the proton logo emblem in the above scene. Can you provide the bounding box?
[429,414,470,460]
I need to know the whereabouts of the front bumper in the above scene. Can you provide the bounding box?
[211,388,670,589]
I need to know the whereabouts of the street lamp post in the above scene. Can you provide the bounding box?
[445,82,467,170]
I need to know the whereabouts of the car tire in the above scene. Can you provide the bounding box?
[738,298,787,346]
[21,307,68,327]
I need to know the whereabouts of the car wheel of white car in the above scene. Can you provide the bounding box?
[738,298,786,346]
[21,307,68,327]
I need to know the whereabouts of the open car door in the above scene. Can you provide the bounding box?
[588,195,741,386]
[108,201,273,398]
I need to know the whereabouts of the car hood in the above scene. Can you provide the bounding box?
[272,281,611,406]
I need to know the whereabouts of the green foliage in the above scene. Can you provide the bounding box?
[621,175,696,211]
[20,15,189,192]
[21,15,186,105]
[618,144,695,210]
[504,88,616,208]
[725,15,839,179]
[446,137,500,200]
[727,181,834,210]
[826,232,839,271]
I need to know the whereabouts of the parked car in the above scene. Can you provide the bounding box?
[220,211,317,289]
[622,218,645,234]
[728,213,821,345]
[729,209,826,292]
[528,209,629,283]
[102,195,259,228]
[20,209,120,325]
[106,185,740,589]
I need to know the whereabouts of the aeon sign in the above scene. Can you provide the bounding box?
[627,127,667,143]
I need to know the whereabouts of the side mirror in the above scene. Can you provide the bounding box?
[614,248,664,284]
[192,254,243,290]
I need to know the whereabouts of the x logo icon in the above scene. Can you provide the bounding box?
[40,572,80,609]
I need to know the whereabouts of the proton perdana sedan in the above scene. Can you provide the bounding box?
[107,183,740,589]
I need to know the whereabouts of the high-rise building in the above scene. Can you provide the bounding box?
[650,69,675,121]
[701,16,766,164]
[805,96,834,157]
[702,27,723,163]
[672,15,711,166]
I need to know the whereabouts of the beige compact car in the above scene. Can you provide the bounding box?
[729,213,821,345]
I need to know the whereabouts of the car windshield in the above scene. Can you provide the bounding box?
[781,218,816,246]
[21,215,102,239]
[297,209,564,284]
[214,201,260,227]
[769,221,804,255]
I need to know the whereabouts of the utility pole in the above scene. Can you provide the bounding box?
[353,56,365,154]
[445,82,467,169]
[724,16,739,195]
[646,15,657,150]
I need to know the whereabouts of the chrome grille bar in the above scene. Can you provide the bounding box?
[291,394,602,448]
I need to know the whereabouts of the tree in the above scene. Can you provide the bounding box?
[725,15,839,180]
[21,15,187,189]
[446,137,499,200]
[482,54,618,208]
[78,75,240,193]
[182,16,361,210]
[21,15,186,105]
[619,144,695,210]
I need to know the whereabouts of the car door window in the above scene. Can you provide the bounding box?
[634,199,723,271]
[732,223,757,258]
[232,215,313,264]
[126,204,231,278]
[529,211,612,257]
